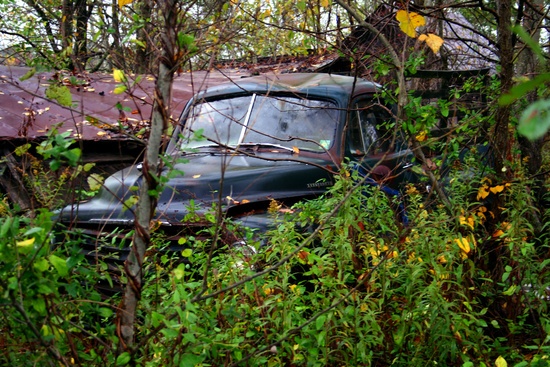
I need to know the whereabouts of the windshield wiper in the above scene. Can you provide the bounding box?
[179,144,230,154]
[236,143,296,154]
[179,143,296,155]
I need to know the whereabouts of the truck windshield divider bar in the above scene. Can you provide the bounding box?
[238,93,256,145]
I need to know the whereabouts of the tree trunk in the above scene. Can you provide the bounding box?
[134,0,154,73]
[73,0,94,71]
[23,0,60,54]
[117,0,177,351]
[516,0,546,204]
[61,0,73,56]
[493,0,514,177]
[110,0,125,69]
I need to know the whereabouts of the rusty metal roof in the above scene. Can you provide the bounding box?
[0,65,250,141]
[0,54,339,141]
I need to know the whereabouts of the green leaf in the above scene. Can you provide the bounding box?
[161,327,179,340]
[24,227,44,237]
[512,25,545,62]
[98,307,114,318]
[151,311,164,328]
[122,195,139,212]
[49,254,69,277]
[45,83,72,107]
[0,217,13,238]
[113,85,127,94]
[181,248,192,257]
[38,283,54,295]
[34,258,50,272]
[179,353,204,367]
[440,104,449,117]
[499,73,550,105]
[62,147,82,165]
[32,297,46,314]
[14,143,31,156]
[316,314,326,330]
[178,33,195,48]
[502,284,518,296]
[517,99,550,140]
[87,173,105,191]
[19,68,35,81]
[296,1,306,11]
[83,163,95,172]
[49,160,62,171]
[173,263,185,280]
[116,352,131,366]
[184,310,197,323]
[316,330,326,347]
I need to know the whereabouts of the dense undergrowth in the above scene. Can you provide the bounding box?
[1,67,549,366]
[0,143,549,366]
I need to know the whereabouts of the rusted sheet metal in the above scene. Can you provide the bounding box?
[0,65,250,140]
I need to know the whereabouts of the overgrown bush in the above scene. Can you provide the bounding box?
[1,125,549,366]
[123,156,549,366]
[0,206,120,366]
[2,146,549,366]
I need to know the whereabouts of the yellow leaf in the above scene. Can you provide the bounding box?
[477,185,490,200]
[454,237,471,254]
[292,146,300,154]
[476,208,487,222]
[320,0,329,7]
[263,285,274,295]
[495,356,508,367]
[492,229,505,238]
[112,69,126,82]
[418,33,444,53]
[396,10,425,38]
[16,238,35,248]
[17,237,36,254]
[415,130,427,142]
[489,185,504,194]
[6,57,18,66]
[118,0,133,8]
[459,215,475,229]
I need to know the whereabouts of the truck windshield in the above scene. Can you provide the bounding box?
[180,94,339,152]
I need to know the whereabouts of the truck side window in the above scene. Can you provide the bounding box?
[348,100,392,156]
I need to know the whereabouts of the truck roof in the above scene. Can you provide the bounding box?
[194,73,380,103]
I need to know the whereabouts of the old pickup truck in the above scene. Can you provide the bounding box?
[56,72,414,267]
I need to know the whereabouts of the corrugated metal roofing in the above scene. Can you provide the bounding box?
[0,54,340,141]
[0,65,250,140]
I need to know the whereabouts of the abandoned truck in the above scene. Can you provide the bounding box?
[56,72,416,266]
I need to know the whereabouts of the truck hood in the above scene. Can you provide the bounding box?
[57,152,335,226]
